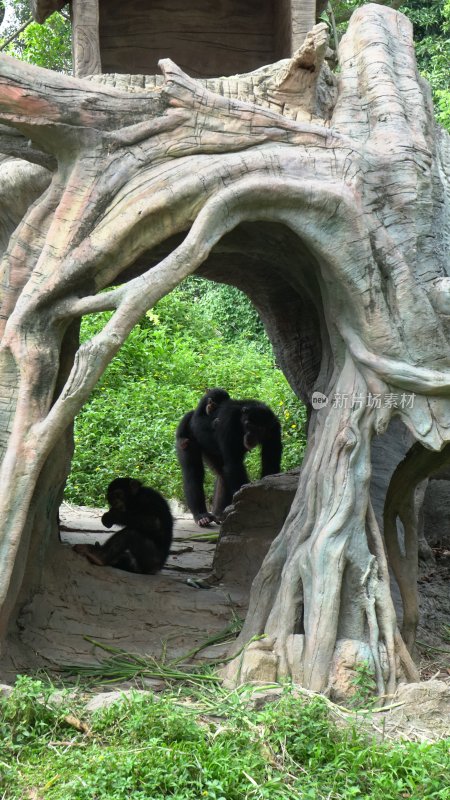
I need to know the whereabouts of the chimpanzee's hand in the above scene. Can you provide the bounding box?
[101,510,115,528]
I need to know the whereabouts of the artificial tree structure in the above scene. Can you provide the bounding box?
[0,3,449,694]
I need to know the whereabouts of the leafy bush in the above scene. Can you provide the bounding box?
[1,677,449,800]
[2,11,72,73]
[65,280,307,507]
[0,676,73,747]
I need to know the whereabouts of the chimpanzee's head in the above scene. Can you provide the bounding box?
[205,388,230,416]
[241,405,276,450]
[106,477,142,509]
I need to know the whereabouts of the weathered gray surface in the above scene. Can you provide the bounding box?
[214,468,450,653]
[72,0,101,78]
[370,418,416,532]
[1,474,448,683]
[212,470,301,586]
[0,20,335,664]
[99,0,278,78]
[0,157,50,255]
[373,681,450,741]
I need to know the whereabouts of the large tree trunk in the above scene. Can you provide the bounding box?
[0,5,449,692]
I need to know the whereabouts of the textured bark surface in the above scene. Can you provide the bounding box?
[212,470,301,587]
[72,0,101,78]
[0,5,449,693]
[213,463,450,664]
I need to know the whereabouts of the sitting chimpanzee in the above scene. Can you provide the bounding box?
[73,477,173,574]
[176,389,282,527]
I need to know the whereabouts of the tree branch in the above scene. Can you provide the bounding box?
[0,16,34,51]
[0,122,55,167]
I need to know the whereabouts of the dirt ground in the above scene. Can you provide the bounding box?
[1,503,247,675]
[2,497,448,682]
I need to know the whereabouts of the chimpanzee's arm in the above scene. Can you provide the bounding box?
[260,426,283,477]
[176,410,194,449]
[211,475,228,519]
[176,435,213,525]
[223,458,250,500]
[215,402,249,501]
[102,508,127,528]
[74,530,162,574]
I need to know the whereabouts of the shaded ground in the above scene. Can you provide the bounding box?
[1,477,449,687]
[1,504,248,678]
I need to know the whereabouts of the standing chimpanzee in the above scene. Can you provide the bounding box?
[73,477,173,574]
[176,388,230,452]
[176,389,282,527]
[176,388,230,527]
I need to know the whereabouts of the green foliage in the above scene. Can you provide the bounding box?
[393,0,450,130]
[329,0,366,26]
[190,279,268,348]
[424,0,450,130]
[0,676,73,748]
[2,10,72,72]
[402,0,446,40]
[65,281,307,507]
[348,662,378,709]
[1,676,449,800]
[403,0,450,117]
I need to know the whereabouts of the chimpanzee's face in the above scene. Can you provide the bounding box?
[205,398,217,415]
[242,407,268,450]
[243,429,262,450]
[242,416,262,450]
[107,487,126,510]
[106,477,142,508]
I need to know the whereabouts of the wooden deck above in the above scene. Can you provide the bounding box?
[30,0,319,78]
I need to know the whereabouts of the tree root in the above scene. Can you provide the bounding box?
[384,440,450,651]
[223,360,417,696]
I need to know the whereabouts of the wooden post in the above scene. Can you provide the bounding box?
[290,0,317,51]
[71,0,101,77]
[276,0,318,58]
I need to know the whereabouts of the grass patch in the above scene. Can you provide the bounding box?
[1,676,449,800]
[58,622,245,683]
